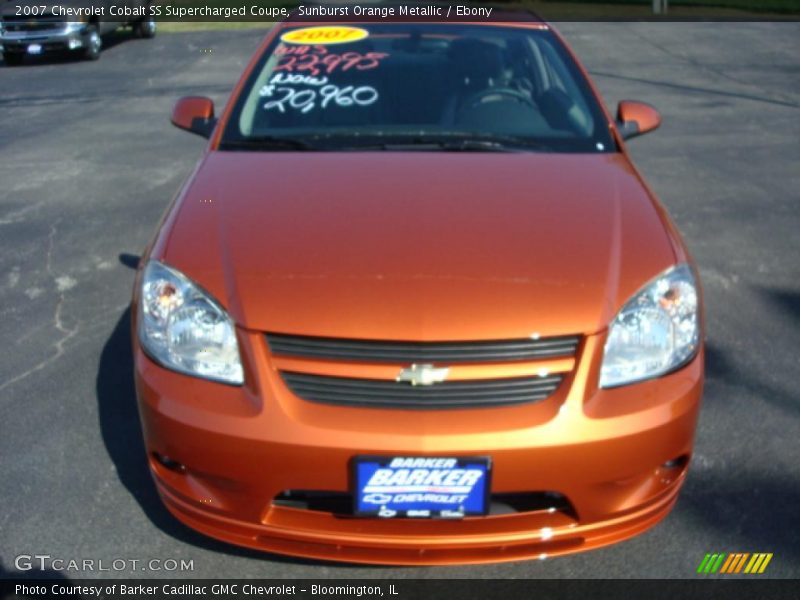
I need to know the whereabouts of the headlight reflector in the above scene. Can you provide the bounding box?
[64,20,87,32]
[139,261,243,385]
[600,264,699,388]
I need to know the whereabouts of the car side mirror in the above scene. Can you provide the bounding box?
[616,101,661,140]
[171,96,216,138]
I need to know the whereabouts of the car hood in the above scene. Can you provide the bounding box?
[157,152,677,339]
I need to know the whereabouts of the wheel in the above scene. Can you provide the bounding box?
[133,17,157,39]
[3,52,24,66]
[83,26,102,60]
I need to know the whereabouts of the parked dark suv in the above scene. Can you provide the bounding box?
[0,0,155,64]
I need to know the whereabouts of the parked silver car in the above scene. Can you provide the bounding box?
[1,0,155,64]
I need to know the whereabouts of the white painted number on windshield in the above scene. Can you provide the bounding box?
[260,73,378,114]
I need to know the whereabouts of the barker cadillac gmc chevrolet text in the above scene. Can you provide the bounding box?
[131,15,704,565]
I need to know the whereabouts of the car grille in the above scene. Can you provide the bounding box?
[267,332,579,410]
[3,16,65,33]
[281,372,564,409]
[266,333,579,363]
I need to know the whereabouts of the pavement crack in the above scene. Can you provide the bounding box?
[0,201,43,226]
[0,220,80,393]
[44,221,59,278]
[0,322,80,393]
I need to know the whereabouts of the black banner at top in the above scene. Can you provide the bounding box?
[2,1,800,22]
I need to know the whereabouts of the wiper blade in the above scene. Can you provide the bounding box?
[423,132,554,152]
[333,133,551,153]
[343,139,515,153]
[221,132,551,153]
[432,139,523,152]
[220,136,317,151]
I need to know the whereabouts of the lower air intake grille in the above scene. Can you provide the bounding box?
[272,490,576,518]
[281,372,563,409]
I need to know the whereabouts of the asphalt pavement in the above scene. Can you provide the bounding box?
[0,22,798,579]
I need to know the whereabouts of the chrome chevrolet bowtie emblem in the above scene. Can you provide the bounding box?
[396,364,449,386]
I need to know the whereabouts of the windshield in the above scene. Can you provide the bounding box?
[221,23,615,152]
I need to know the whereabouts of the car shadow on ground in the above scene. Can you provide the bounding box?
[705,285,800,416]
[704,344,798,416]
[95,272,382,568]
[758,287,800,327]
[679,466,800,564]
[689,336,800,563]
[0,557,72,581]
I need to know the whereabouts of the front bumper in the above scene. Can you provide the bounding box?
[1,26,88,54]
[133,328,703,565]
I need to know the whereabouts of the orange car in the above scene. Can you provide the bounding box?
[131,14,704,565]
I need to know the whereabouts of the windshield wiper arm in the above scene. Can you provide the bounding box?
[428,133,554,152]
[334,133,551,153]
[433,139,523,152]
[220,136,317,151]
[221,133,550,153]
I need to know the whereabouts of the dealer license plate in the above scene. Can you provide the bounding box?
[354,456,490,518]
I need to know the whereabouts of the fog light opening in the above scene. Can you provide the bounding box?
[154,452,186,473]
[661,455,689,470]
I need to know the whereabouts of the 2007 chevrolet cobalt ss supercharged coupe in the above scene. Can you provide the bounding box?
[131,15,704,564]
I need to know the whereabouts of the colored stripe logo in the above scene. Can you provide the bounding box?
[697,553,773,574]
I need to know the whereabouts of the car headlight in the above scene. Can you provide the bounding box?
[599,263,699,388]
[138,261,243,385]
[64,19,87,32]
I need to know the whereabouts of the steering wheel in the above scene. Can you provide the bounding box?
[459,87,536,111]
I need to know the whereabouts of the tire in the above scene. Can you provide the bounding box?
[83,26,102,60]
[3,52,24,66]
[133,17,156,39]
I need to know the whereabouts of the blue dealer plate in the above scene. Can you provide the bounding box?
[354,456,490,518]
